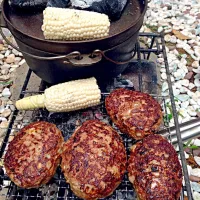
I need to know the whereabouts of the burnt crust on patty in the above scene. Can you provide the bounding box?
[61,120,127,200]
[105,88,163,140]
[128,134,183,200]
[4,121,64,188]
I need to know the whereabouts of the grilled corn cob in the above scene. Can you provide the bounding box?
[16,77,101,112]
[42,7,110,41]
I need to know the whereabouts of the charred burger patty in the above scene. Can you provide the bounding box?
[61,120,127,200]
[128,134,182,200]
[105,88,163,140]
[4,121,64,188]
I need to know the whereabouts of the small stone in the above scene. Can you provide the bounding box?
[0,54,4,59]
[7,100,13,105]
[192,61,199,68]
[158,26,163,33]
[11,64,19,69]
[170,35,177,43]
[164,34,171,42]
[1,109,11,118]
[1,69,9,75]
[162,82,168,92]
[12,49,19,56]
[195,79,200,87]
[180,79,190,87]
[193,191,200,200]
[4,50,10,57]
[5,54,15,64]
[193,68,200,74]
[190,99,197,105]
[195,74,200,79]
[9,105,15,111]
[19,59,26,66]
[187,67,193,72]
[9,68,15,73]
[0,117,7,122]
[194,140,200,147]
[161,72,167,80]
[181,101,189,108]
[184,72,193,80]
[176,94,190,102]
[0,75,10,81]
[0,85,3,93]
[180,86,188,93]
[0,121,8,129]
[0,129,6,138]
[191,182,200,192]
[1,64,10,70]
[0,44,4,51]
[16,115,23,121]
[188,106,197,116]
[2,88,11,98]
[189,83,196,90]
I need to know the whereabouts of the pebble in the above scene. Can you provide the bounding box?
[2,88,11,98]
[11,64,19,69]
[192,61,199,68]
[181,101,189,108]
[1,64,10,70]
[189,83,196,90]
[1,109,11,118]
[0,85,3,93]
[184,72,193,80]
[19,59,26,66]
[194,156,200,166]
[0,75,10,81]
[180,79,190,87]
[193,68,200,74]
[195,79,200,87]
[0,129,5,138]
[0,121,9,129]
[176,94,190,102]
[12,49,19,56]
[1,69,9,75]
[162,82,168,92]
[5,54,15,64]
[191,168,200,179]
[161,72,167,80]
[193,192,200,200]
[191,182,200,192]
[194,139,200,147]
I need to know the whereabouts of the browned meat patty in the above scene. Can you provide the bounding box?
[128,134,182,200]
[61,120,127,200]
[105,88,163,140]
[4,121,64,188]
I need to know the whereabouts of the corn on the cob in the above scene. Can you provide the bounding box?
[41,7,110,41]
[16,77,101,112]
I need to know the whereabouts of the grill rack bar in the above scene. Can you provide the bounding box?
[0,32,193,200]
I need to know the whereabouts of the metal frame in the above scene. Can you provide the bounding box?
[0,32,193,200]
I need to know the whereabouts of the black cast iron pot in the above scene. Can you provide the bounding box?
[0,0,147,84]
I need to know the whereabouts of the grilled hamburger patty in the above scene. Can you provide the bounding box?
[128,134,182,200]
[4,121,64,188]
[105,88,163,140]
[61,120,127,200]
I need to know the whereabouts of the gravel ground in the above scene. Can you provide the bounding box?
[0,0,200,199]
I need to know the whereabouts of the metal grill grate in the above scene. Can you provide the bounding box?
[0,33,193,200]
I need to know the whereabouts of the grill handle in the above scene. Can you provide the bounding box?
[160,118,200,144]
[0,9,136,66]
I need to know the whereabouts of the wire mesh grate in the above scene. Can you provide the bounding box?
[0,33,192,200]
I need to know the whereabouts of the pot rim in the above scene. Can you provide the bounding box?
[1,0,148,45]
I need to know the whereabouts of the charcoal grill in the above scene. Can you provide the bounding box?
[0,33,193,200]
